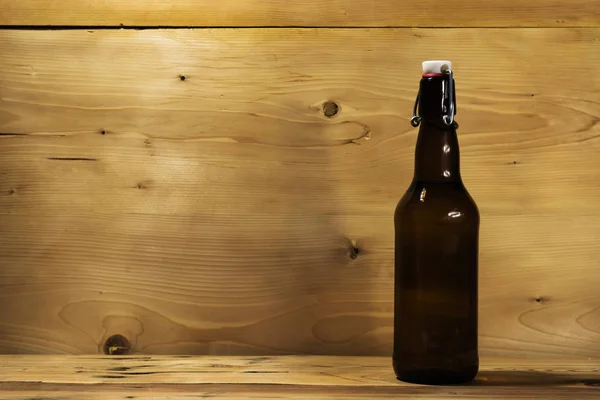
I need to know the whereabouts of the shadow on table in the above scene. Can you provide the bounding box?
[471,371,600,387]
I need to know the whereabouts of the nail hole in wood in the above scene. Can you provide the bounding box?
[100,130,106,135]
[535,297,544,303]
[323,101,339,118]
[8,189,15,195]
[179,75,187,81]
[103,334,131,355]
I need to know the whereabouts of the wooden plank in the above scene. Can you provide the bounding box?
[0,0,599,27]
[0,212,599,356]
[0,29,599,357]
[1,355,598,385]
[0,389,596,400]
[0,356,598,399]
[2,356,600,399]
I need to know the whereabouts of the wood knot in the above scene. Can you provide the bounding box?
[103,334,131,355]
[109,366,131,372]
[134,180,152,190]
[323,101,339,118]
[348,239,361,259]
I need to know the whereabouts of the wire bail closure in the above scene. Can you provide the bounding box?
[442,69,455,127]
[410,91,422,127]
[411,69,456,128]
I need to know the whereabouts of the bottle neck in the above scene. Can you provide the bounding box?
[414,76,461,183]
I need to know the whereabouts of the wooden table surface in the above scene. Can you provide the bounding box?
[0,356,597,399]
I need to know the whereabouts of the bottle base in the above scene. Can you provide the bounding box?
[394,365,478,385]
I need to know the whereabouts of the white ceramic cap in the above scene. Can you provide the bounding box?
[422,60,452,74]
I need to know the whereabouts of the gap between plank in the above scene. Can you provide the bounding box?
[0,25,596,30]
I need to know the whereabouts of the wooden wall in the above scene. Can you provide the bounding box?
[0,1,599,358]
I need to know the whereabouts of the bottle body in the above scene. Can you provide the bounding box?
[393,180,479,384]
[393,69,479,385]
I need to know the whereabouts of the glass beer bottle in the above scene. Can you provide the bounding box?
[393,61,479,385]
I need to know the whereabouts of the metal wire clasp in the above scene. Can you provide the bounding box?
[442,69,455,127]
[410,92,422,127]
[410,69,456,128]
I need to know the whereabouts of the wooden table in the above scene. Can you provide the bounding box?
[0,356,597,399]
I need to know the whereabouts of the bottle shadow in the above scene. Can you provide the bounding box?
[471,370,600,387]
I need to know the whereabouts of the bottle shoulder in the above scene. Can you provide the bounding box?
[396,180,479,223]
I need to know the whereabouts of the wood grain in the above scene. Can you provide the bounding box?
[0,29,600,357]
[1,0,599,27]
[0,356,598,399]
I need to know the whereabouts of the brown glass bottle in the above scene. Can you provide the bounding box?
[393,65,479,385]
